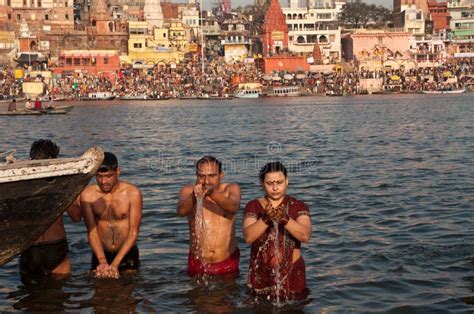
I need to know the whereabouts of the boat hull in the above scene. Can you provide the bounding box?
[0,147,103,266]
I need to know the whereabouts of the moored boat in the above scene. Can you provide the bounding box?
[80,92,116,101]
[234,89,260,99]
[266,86,302,97]
[422,89,466,94]
[41,105,75,114]
[0,147,104,266]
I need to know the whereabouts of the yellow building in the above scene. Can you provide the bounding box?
[126,21,188,68]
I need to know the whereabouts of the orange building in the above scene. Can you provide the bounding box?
[53,50,119,79]
[428,0,449,32]
[261,0,288,56]
[258,56,309,74]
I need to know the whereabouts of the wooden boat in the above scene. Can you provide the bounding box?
[41,105,75,114]
[422,89,466,94]
[0,147,104,266]
[0,110,42,116]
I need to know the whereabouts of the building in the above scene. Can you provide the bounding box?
[53,49,120,79]
[262,0,289,55]
[282,0,343,63]
[394,0,430,27]
[428,0,450,32]
[409,36,446,67]
[6,0,74,34]
[401,6,426,38]
[342,30,415,70]
[221,17,251,64]
[126,20,186,67]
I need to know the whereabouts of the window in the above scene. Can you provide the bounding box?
[30,0,33,7]
[65,1,68,6]
[17,14,21,20]
[8,13,11,20]
[38,0,41,7]
[65,14,69,19]
[74,58,80,65]
[45,14,48,20]
[66,58,72,65]
[133,43,142,48]
[104,58,108,64]
[23,0,26,6]
[7,0,11,5]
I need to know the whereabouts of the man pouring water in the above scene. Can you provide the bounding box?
[177,156,241,276]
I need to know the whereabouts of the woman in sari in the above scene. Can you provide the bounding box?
[243,161,312,301]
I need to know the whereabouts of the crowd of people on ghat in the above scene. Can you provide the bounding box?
[1,56,472,101]
[19,139,311,302]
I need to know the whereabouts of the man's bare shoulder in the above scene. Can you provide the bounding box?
[81,184,100,201]
[179,184,194,195]
[222,182,241,193]
[120,181,142,196]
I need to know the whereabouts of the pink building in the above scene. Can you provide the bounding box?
[342,31,413,67]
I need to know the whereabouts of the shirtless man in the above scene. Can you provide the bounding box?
[81,152,142,279]
[177,156,241,276]
[19,140,82,281]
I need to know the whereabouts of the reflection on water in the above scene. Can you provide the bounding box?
[0,94,473,312]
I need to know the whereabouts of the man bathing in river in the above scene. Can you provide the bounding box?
[177,156,241,276]
[19,140,82,281]
[81,152,142,278]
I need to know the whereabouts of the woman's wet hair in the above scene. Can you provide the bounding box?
[196,155,222,173]
[98,152,118,172]
[30,139,60,160]
[259,161,287,182]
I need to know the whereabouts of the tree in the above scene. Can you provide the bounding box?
[340,0,392,28]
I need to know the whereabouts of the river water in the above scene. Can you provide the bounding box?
[0,94,473,313]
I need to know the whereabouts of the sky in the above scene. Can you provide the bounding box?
[205,0,393,9]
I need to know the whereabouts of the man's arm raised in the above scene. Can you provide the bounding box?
[177,185,195,217]
[207,183,241,215]
[110,185,143,277]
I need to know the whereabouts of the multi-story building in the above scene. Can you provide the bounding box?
[394,0,430,27]
[282,0,343,63]
[428,0,450,32]
[221,17,251,63]
[409,36,446,66]
[6,0,74,34]
[127,20,186,67]
[402,6,426,38]
[447,0,474,59]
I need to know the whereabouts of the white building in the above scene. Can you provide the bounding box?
[282,1,344,64]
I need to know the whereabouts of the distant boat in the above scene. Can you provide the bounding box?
[41,105,75,115]
[117,94,149,100]
[422,89,466,94]
[266,86,302,97]
[0,147,104,266]
[81,92,116,101]
[234,89,260,99]
[0,110,42,116]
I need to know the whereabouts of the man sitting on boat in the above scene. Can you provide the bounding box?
[81,152,142,279]
[19,140,83,281]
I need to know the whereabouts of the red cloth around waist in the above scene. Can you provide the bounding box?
[187,248,240,276]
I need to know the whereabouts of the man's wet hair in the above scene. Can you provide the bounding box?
[196,155,222,173]
[259,161,288,182]
[98,152,118,172]
[30,139,60,160]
